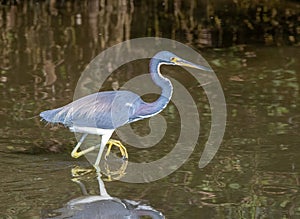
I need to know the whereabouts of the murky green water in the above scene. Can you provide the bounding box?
[1,1,299,218]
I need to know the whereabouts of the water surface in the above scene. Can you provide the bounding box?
[1,1,299,218]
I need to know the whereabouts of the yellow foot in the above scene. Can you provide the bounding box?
[71,151,82,159]
[104,139,128,160]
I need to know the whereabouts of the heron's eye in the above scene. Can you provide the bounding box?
[170,57,177,62]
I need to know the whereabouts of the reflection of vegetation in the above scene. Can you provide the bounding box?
[0,0,299,108]
[139,0,300,46]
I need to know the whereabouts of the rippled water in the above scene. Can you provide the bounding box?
[1,1,300,218]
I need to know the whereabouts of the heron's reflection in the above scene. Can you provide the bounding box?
[43,159,164,219]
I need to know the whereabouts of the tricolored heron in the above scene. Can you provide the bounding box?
[40,51,211,168]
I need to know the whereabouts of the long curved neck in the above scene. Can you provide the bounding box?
[150,58,173,99]
[131,58,173,120]
[146,58,173,113]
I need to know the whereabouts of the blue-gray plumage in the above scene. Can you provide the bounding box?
[40,90,170,130]
[40,51,212,169]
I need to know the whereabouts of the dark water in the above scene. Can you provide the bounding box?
[1,1,300,218]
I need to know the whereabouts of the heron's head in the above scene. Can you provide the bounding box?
[153,51,212,72]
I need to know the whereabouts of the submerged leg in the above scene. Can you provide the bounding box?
[104,139,128,160]
[96,169,111,197]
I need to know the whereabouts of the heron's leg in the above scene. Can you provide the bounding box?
[72,143,102,158]
[94,132,113,168]
[71,133,88,158]
[104,139,128,160]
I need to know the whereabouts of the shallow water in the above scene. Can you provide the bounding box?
[1,1,300,218]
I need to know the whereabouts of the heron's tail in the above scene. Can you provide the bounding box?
[40,107,67,124]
